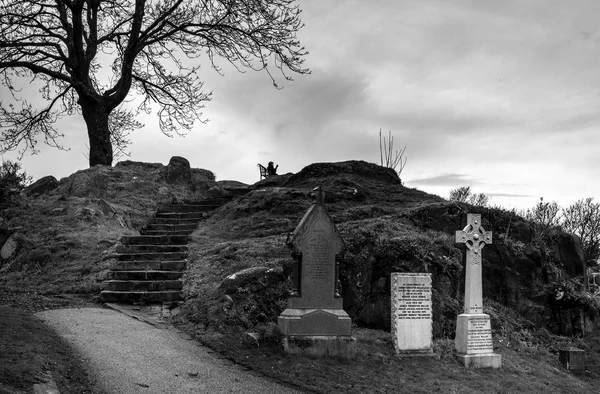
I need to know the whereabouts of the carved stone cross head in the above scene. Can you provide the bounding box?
[455,214,492,264]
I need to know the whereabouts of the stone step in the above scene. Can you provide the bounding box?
[121,235,190,245]
[110,260,186,271]
[186,196,234,204]
[104,280,183,292]
[151,218,202,225]
[99,290,183,303]
[144,223,198,232]
[114,251,187,261]
[157,204,220,213]
[108,270,184,280]
[115,245,188,254]
[154,212,206,220]
[140,229,194,236]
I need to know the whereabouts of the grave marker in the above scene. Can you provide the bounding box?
[391,273,433,354]
[454,213,501,368]
[277,186,355,356]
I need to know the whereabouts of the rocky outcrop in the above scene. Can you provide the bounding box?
[23,175,58,197]
[337,202,596,336]
[552,232,586,277]
[165,156,191,184]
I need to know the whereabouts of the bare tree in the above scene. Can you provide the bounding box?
[521,197,561,240]
[379,129,407,176]
[449,186,471,203]
[0,0,309,166]
[562,197,600,262]
[449,186,489,207]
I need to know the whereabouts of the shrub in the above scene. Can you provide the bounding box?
[0,160,32,208]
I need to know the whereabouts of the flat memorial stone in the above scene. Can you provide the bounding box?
[391,273,433,354]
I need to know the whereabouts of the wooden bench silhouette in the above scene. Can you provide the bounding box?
[258,164,269,180]
[258,163,278,180]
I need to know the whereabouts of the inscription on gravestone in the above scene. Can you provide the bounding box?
[391,273,433,354]
[465,316,493,353]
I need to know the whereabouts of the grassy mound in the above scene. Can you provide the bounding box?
[0,160,216,294]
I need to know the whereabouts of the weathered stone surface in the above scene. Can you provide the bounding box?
[98,199,117,217]
[278,187,354,355]
[391,273,433,354]
[23,175,58,196]
[165,156,191,184]
[75,207,96,220]
[340,201,591,336]
[219,266,284,294]
[552,233,586,277]
[1,233,21,260]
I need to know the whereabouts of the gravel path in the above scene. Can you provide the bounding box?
[36,308,305,394]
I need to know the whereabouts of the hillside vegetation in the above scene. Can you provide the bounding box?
[1,159,599,393]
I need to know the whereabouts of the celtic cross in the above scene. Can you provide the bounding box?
[455,214,492,314]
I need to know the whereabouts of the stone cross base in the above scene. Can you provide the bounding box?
[282,336,356,358]
[455,313,502,369]
[278,308,352,336]
[456,353,502,368]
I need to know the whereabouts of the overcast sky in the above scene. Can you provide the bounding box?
[2,0,600,210]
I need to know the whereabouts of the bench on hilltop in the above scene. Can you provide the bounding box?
[258,164,269,180]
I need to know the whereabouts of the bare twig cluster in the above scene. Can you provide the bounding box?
[448,186,490,207]
[379,129,407,176]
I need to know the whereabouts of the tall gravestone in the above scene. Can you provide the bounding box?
[454,214,502,368]
[278,187,355,356]
[391,273,434,355]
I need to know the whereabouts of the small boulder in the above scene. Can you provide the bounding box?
[165,156,191,184]
[75,207,96,221]
[98,199,117,217]
[23,175,58,197]
[207,186,227,197]
[219,266,285,295]
[0,226,12,251]
[1,233,21,260]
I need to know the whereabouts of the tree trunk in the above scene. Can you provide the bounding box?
[80,99,113,167]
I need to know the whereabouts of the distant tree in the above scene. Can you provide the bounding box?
[0,0,309,166]
[468,192,490,207]
[520,197,561,241]
[449,186,471,203]
[379,129,407,177]
[523,197,561,228]
[449,186,490,207]
[0,159,32,206]
[562,197,600,263]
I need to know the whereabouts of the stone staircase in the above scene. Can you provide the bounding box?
[99,196,232,304]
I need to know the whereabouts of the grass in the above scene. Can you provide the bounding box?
[0,291,99,394]
[172,321,599,394]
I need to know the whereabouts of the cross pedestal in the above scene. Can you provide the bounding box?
[454,214,501,368]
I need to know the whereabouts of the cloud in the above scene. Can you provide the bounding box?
[487,193,534,198]
[407,173,484,187]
